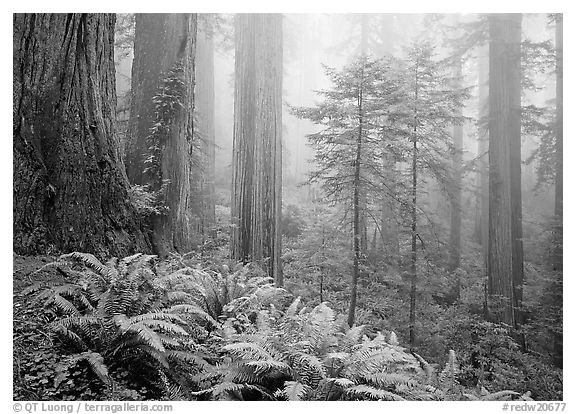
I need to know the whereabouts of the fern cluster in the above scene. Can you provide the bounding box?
[24,252,534,401]
[193,298,433,400]
[26,252,213,399]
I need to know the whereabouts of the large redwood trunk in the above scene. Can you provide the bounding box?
[231,14,283,285]
[126,14,198,256]
[553,14,563,272]
[195,21,217,231]
[487,13,523,326]
[13,13,149,257]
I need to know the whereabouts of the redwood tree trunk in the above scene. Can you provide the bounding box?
[13,13,149,257]
[126,13,198,256]
[487,13,523,327]
[553,14,563,272]
[196,22,217,231]
[474,45,490,268]
[449,58,463,272]
[231,14,283,285]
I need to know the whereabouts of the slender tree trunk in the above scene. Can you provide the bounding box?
[410,123,418,346]
[196,23,217,233]
[487,13,522,327]
[449,58,463,272]
[509,15,524,319]
[358,14,369,257]
[552,13,563,368]
[13,13,149,257]
[553,14,563,272]
[231,14,283,285]
[375,16,400,265]
[347,65,364,327]
[409,65,419,346]
[126,13,198,256]
[474,45,490,268]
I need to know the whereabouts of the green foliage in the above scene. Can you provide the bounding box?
[443,315,562,400]
[144,61,187,190]
[283,203,351,304]
[24,252,213,400]
[194,299,478,401]
[114,13,135,60]
[281,204,305,239]
[15,250,557,401]
[128,183,170,217]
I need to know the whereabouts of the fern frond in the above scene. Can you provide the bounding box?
[285,296,302,318]
[134,344,170,369]
[346,384,405,401]
[289,351,326,386]
[338,325,365,351]
[140,319,188,336]
[325,377,354,388]
[212,381,245,399]
[129,311,185,324]
[55,351,111,388]
[165,351,208,367]
[411,351,435,383]
[363,372,419,388]
[166,304,218,326]
[245,359,291,376]
[225,364,263,383]
[61,252,114,279]
[166,290,195,303]
[21,282,46,296]
[51,324,87,349]
[55,315,100,330]
[282,380,310,401]
[50,294,80,315]
[122,321,166,352]
[82,351,112,386]
[223,342,272,360]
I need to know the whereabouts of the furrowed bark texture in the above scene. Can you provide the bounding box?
[127,13,198,256]
[487,13,523,326]
[13,13,149,257]
[231,14,283,285]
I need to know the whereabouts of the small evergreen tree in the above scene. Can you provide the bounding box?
[292,55,405,327]
[394,41,470,345]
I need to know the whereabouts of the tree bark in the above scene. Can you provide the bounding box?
[126,13,198,256]
[487,13,523,327]
[347,63,364,327]
[449,58,463,272]
[231,14,283,285]
[410,113,418,347]
[553,14,563,272]
[196,21,217,232]
[474,45,490,269]
[409,60,419,346]
[13,13,149,257]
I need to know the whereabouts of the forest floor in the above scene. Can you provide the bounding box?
[11,191,563,401]
[13,254,65,400]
